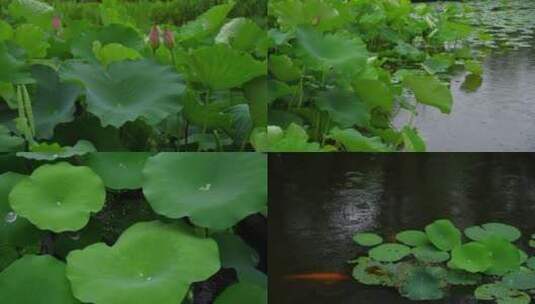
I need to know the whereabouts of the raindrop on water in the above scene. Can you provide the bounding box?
[5,211,17,223]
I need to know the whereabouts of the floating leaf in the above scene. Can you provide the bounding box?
[482,237,521,276]
[396,230,429,247]
[142,153,267,230]
[61,60,185,128]
[352,257,395,286]
[464,223,521,242]
[369,243,411,262]
[411,245,450,263]
[399,267,445,301]
[502,269,535,290]
[403,75,453,114]
[353,232,383,247]
[16,140,96,161]
[475,283,530,304]
[446,270,481,285]
[66,221,220,304]
[526,257,535,271]
[9,162,106,232]
[450,242,492,273]
[85,152,151,190]
[425,219,461,251]
[214,282,267,304]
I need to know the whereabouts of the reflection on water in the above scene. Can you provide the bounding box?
[269,153,535,304]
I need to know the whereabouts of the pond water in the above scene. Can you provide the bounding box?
[395,0,535,152]
[269,153,535,304]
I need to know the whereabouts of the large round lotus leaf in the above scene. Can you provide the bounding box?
[465,223,521,242]
[214,282,267,304]
[85,152,151,190]
[482,237,521,275]
[502,269,535,290]
[215,18,265,53]
[352,257,395,286]
[9,162,106,232]
[187,44,266,90]
[66,221,220,304]
[0,255,79,304]
[369,243,411,262]
[16,140,96,161]
[142,153,267,230]
[425,219,461,251]
[411,245,450,263]
[61,59,185,128]
[399,267,444,301]
[450,242,492,273]
[314,89,370,128]
[353,232,383,247]
[475,283,531,304]
[396,230,430,247]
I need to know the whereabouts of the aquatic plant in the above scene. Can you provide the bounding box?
[0,152,267,303]
[352,219,534,303]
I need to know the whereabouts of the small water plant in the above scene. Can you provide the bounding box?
[352,219,535,303]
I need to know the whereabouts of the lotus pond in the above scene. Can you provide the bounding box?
[269,153,535,303]
[0,152,267,304]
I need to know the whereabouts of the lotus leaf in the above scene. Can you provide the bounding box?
[215,18,265,53]
[353,79,394,112]
[0,255,78,304]
[502,269,535,290]
[526,257,535,271]
[425,219,461,251]
[14,24,49,58]
[465,223,521,242]
[66,221,220,304]
[403,75,453,114]
[396,230,430,247]
[446,270,481,285]
[268,54,302,82]
[0,20,13,42]
[0,43,28,83]
[16,140,96,161]
[71,24,144,60]
[142,153,267,229]
[9,162,106,232]
[252,124,322,152]
[475,283,530,304]
[450,242,492,273]
[399,267,445,301]
[352,257,395,286]
[61,59,185,128]
[187,44,266,90]
[85,152,151,190]
[93,43,142,67]
[353,232,383,247]
[411,245,450,263]
[214,282,267,304]
[369,243,411,262]
[0,125,24,152]
[314,89,370,128]
[8,0,54,30]
[329,128,391,152]
[482,237,521,275]
[176,2,235,42]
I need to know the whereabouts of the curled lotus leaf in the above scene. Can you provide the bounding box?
[450,242,492,273]
[396,230,430,247]
[482,236,521,276]
[464,223,521,242]
[425,219,461,251]
[85,152,151,190]
[142,153,267,230]
[353,232,383,247]
[9,162,106,232]
[369,243,411,262]
[475,283,531,304]
[214,282,267,304]
[16,140,96,161]
[61,59,185,128]
[0,254,79,304]
[66,221,220,304]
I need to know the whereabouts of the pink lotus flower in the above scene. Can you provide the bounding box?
[52,16,61,30]
[149,25,160,50]
[163,29,175,50]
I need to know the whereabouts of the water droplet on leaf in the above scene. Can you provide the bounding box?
[199,183,212,191]
[5,211,17,223]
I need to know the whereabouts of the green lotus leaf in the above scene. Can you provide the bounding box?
[352,256,395,286]
[85,152,151,190]
[142,153,267,230]
[502,269,535,290]
[215,18,265,53]
[66,221,220,304]
[0,43,28,83]
[0,20,13,42]
[353,79,394,112]
[353,232,383,247]
[475,283,530,304]
[8,0,54,30]
[9,162,106,232]
[529,240,535,248]
[396,230,430,247]
[0,125,24,152]
[314,89,370,128]
[269,54,302,82]
[181,90,233,130]
[401,126,427,152]
[252,124,322,152]
[242,77,268,128]
[269,0,351,31]
[14,24,50,59]
[411,245,450,263]
[61,59,185,128]
[214,282,267,304]
[450,242,492,273]
[403,75,453,114]
[425,219,461,251]
[465,223,521,242]
[329,128,391,152]
[482,237,521,275]
[369,243,411,262]
[526,257,535,271]
[16,140,96,161]
[188,44,266,90]
[399,267,445,301]
[296,26,368,76]
[71,24,144,60]
[177,2,235,42]
[519,250,528,264]
[93,42,142,67]
[0,255,79,304]
[446,269,481,285]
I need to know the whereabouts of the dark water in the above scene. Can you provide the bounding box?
[269,153,535,304]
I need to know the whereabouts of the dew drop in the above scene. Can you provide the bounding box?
[138,272,144,278]
[199,183,211,191]
[56,201,62,206]
[5,211,17,223]
[146,277,152,281]
[118,163,126,169]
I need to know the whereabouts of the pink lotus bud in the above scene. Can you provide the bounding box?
[163,29,175,50]
[149,25,160,50]
[52,16,61,30]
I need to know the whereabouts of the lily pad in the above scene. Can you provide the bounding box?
[526,257,535,270]
[352,256,395,286]
[9,162,106,232]
[214,282,267,304]
[446,270,481,285]
[399,267,445,301]
[0,254,79,304]
[369,243,411,262]
[425,219,461,251]
[85,152,151,190]
[502,269,535,290]
[66,221,220,304]
[396,230,429,247]
[482,237,521,275]
[475,283,530,304]
[61,59,185,128]
[142,153,267,230]
[450,242,492,273]
[16,140,96,161]
[411,245,450,263]
[353,232,383,247]
[465,223,521,242]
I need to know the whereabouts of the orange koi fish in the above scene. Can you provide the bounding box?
[284,272,350,282]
